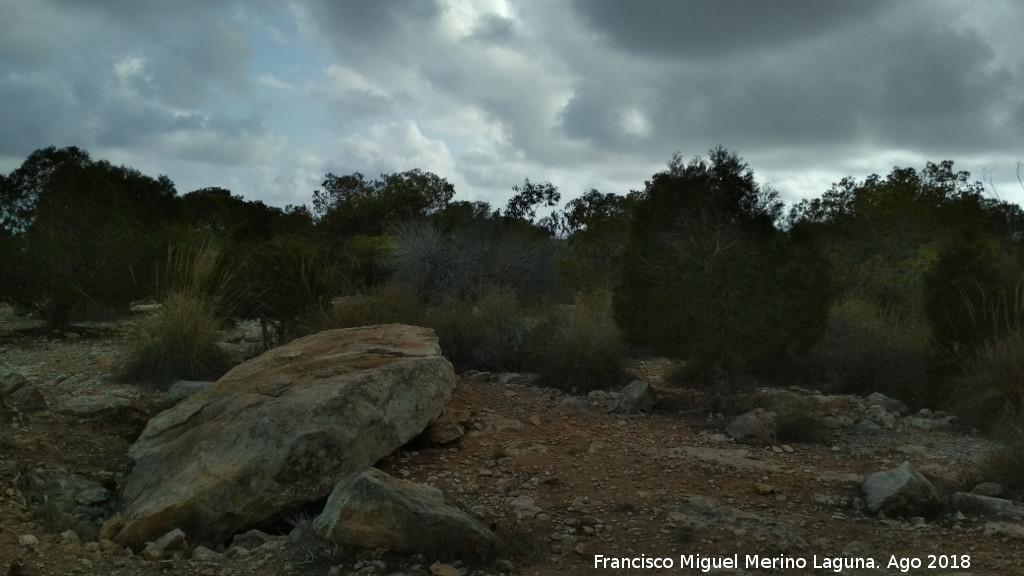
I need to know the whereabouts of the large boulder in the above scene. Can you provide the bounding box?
[725,408,778,446]
[114,324,456,550]
[313,468,495,559]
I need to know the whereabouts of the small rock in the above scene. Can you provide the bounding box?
[191,546,223,561]
[142,541,163,561]
[754,483,776,495]
[609,380,658,414]
[60,530,81,546]
[509,495,542,519]
[725,409,777,446]
[972,482,1005,498]
[75,487,110,506]
[984,521,1024,539]
[430,562,465,576]
[154,528,186,552]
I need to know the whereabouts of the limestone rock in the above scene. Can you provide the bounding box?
[609,380,658,414]
[115,324,456,549]
[950,492,1024,521]
[862,461,942,518]
[314,468,495,560]
[0,364,27,397]
[864,392,908,415]
[5,386,47,413]
[725,408,778,446]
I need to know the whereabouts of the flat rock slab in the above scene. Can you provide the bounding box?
[115,324,456,549]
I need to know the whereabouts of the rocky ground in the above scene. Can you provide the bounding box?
[1,305,1024,576]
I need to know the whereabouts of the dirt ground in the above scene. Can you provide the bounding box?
[1,305,1022,576]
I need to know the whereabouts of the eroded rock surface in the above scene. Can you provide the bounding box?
[114,324,456,549]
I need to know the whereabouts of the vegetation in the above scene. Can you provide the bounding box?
[7,142,1024,484]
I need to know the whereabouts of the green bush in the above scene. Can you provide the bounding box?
[426,289,528,372]
[303,284,424,331]
[800,299,934,406]
[117,291,235,387]
[979,407,1024,489]
[614,148,831,378]
[532,291,626,393]
[945,329,1024,430]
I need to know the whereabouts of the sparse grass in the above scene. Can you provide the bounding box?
[531,290,626,394]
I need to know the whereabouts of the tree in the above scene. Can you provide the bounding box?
[504,178,561,229]
[313,169,455,238]
[3,151,148,332]
[614,147,831,378]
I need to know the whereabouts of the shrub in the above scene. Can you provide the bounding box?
[614,148,831,379]
[302,284,424,332]
[117,291,235,387]
[799,298,934,407]
[978,407,1024,489]
[945,329,1024,430]
[388,219,560,305]
[426,289,529,372]
[117,244,237,387]
[531,291,626,393]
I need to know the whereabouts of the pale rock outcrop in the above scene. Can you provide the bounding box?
[114,324,456,549]
[314,468,495,559]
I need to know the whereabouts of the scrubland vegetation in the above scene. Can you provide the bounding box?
[3,145,1024,484]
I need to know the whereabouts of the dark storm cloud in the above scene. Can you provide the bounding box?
[570,0,888,58]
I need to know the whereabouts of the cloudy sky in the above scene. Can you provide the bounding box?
[2,0,1024,210]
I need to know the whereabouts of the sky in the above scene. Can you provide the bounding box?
[2,0,1024,211]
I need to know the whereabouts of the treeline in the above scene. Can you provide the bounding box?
[4,145,1024,435]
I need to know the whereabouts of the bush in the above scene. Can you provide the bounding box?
[614,149,831,378]
[117,291,235,387]
[117,243,237,387]
[532,291,626,393]
[388,219,560,305]
[978,407,1024,489]
[945,329,1024,430]
[799,299,934,406]
[302,284,424,332]
[426,289,529,372]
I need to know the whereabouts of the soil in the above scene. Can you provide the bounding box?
[1,305,1022,576]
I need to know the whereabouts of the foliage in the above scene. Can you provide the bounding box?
[425,289,529,372]
[117,291,235,387]
[945,328,1024,430]
[558,189,636,292]
[117,243,237,386]
[614,147,831,378]
[388,218,560,304]
[313,169,455,239]
[799,298,935,406]
[337,234,395,291]
[531,291,626,393]
[302,284,425,332]
[923,236,1021,354]
[1,148,155,332]
[231,235,334,349]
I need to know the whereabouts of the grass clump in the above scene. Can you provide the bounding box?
[117,291,235,387]
[945,329,1024,430]
[117,244,237,387]
[532,290,625,394]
